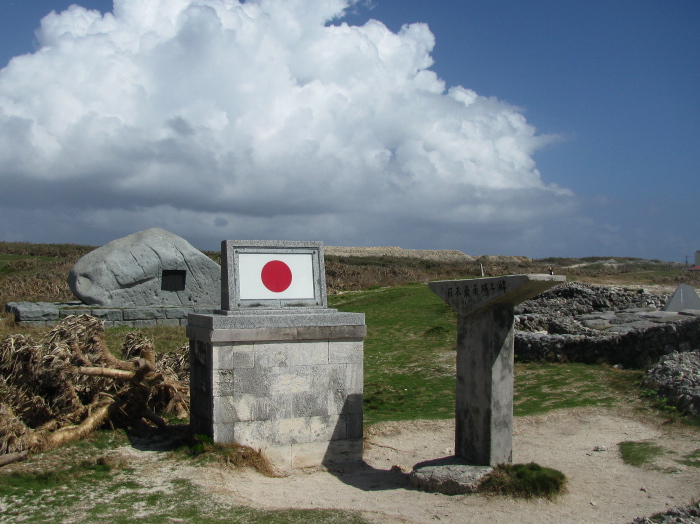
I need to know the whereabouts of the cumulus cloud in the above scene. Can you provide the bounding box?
[0,0,572,253]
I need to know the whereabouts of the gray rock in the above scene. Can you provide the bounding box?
[646,350,700,416]
[68,228,221,307]
[410,456,492,494]
[4,301,59,322]
[631,500,700,523]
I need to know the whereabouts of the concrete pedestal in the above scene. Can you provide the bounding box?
[428,274,564,470]
[187,309,365,472]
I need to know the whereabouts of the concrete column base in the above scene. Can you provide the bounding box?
[188,310,365,473]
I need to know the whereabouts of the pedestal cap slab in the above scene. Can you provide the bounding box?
[429,274,565,316]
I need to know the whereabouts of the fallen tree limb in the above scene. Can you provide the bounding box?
[75,366,135,381]
[1,314,190,460]
[0,451,28,467]
[44,402,114,450]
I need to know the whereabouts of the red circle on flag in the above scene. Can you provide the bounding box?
[261,260,293,293]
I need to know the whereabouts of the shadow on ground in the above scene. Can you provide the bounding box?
[126,424,192,452]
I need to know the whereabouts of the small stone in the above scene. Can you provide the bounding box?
[590,501,597,507]
[593,446,607,452]
[640,486,647,492]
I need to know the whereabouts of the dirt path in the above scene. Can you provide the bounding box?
[188,407,699,524]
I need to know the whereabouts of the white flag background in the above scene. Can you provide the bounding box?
[238,253,315,300]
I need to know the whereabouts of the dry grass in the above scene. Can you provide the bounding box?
[0,314,190,456]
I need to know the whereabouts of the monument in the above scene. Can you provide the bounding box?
[6,228,220,327]
[187,241,365,472]
[69,228,221,307]
[662,283,700,312]
[411,274,565,493]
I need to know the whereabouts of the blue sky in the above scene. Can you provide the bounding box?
[0,0,697,261]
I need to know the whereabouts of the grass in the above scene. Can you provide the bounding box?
[1,462,369,524]
[331,284,458,424]
[618,441,666,467]
[171,433,278,476]
[330,284,649,424]
[0,429,370,524]
[1,243,698,518]
[478,462,567,499]
[104,324,188,355]
[677,449,700,468]
[617,440,700,473]
[514,363,644,417]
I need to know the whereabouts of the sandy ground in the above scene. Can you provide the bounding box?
[187,407,700,524]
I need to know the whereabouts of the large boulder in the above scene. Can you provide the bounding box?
[68,228,220,307]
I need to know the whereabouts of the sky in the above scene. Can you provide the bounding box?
[0,0,697,261]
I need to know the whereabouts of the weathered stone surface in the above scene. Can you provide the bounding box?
[429,274,565,317]
[189,314,365,472]
[430,275,563,467]
[68,228,220,307]
[513,282,700,367]
[410,457,492,494]
[4,301,215,327]
[646,350,700,416]
[4,301,60,322]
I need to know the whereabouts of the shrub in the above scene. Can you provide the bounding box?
[478,462,567,499]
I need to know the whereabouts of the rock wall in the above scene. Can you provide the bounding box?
[514,282,700,368]
[645,350,700,416]
[516,314,700,368]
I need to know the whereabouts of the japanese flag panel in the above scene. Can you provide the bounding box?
[238,253,315,300]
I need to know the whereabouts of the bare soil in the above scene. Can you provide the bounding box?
[120,407,699,524]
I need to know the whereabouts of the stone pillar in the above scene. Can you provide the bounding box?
[429,274,564,467]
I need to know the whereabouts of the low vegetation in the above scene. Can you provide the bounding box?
[0,241,699,517]
[619,440,666,468]
[0,430,369,523]
[478,462,567,499]
[619,440,700,471]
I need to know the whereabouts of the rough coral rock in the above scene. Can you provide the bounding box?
[645,350,700,416]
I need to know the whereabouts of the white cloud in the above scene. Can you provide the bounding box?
[0,0,573,254]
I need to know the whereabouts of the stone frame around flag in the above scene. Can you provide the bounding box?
[221,240,327,310]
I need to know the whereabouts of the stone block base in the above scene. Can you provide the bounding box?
[188,310,365,473]
[5,301,216,327]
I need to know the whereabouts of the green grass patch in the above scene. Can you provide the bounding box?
[618,441,665,467]
[331,285,647,423]
[1,431,369,524]
[2,470,370,524]
[0,458,119,512]
[514,363,644,416]
[330,284,459,424]
[478,462,567,499]
[676,449,700,468]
